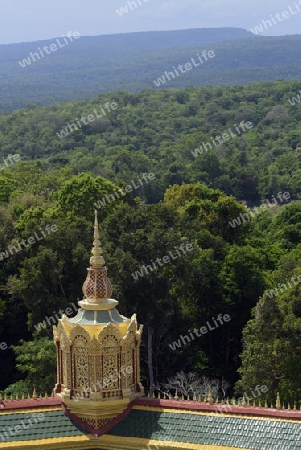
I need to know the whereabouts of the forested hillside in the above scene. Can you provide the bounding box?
[0,79,301,405]
[1,80,301,204]
[2,28,301,111]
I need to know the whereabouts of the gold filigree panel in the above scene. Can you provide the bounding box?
[74,335,89,389]
[103,351,119,390]
[63,353,69,388]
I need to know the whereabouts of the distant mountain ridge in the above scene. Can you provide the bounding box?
[1,27,301,112]
[0,28,253,56]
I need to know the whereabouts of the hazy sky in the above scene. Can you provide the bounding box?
[1,0,301,44]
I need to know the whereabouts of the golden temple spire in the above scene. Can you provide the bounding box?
[80,211,114,307]
[90,210,105,268]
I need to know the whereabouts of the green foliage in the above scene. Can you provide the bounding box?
[56,172,121,221]
[236,264,301,405]
[1,81,301,205]
[4,338,56,395]
[236,208,301,404]
[1,78,301,403]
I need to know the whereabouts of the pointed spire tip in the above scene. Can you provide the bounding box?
[90,210,105,268]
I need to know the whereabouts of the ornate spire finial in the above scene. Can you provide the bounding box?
[80,211,113,306]
[90,210,105,268]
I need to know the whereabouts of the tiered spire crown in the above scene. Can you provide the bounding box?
[80,210,115,309]
[90,210,105,268]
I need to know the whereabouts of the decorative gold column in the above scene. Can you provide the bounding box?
[53,211,144,430]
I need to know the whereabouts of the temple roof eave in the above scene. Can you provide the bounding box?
[55,311,140,342]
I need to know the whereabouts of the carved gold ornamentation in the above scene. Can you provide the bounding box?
[88,337,100,353]
[53,211,144,430]
[83,268,113,302]
[98,323,122,344]
[69,325,90,343]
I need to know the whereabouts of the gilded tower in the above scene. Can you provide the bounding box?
[53,211,144,430]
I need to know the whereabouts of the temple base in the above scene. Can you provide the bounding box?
[61,393,142,429]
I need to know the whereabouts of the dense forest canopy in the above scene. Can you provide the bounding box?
[2,28,301,111]
[0,79,301,405]
[1,80,301,204]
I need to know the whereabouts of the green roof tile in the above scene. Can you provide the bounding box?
[107,409,301,449]
[0,410,88,443]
